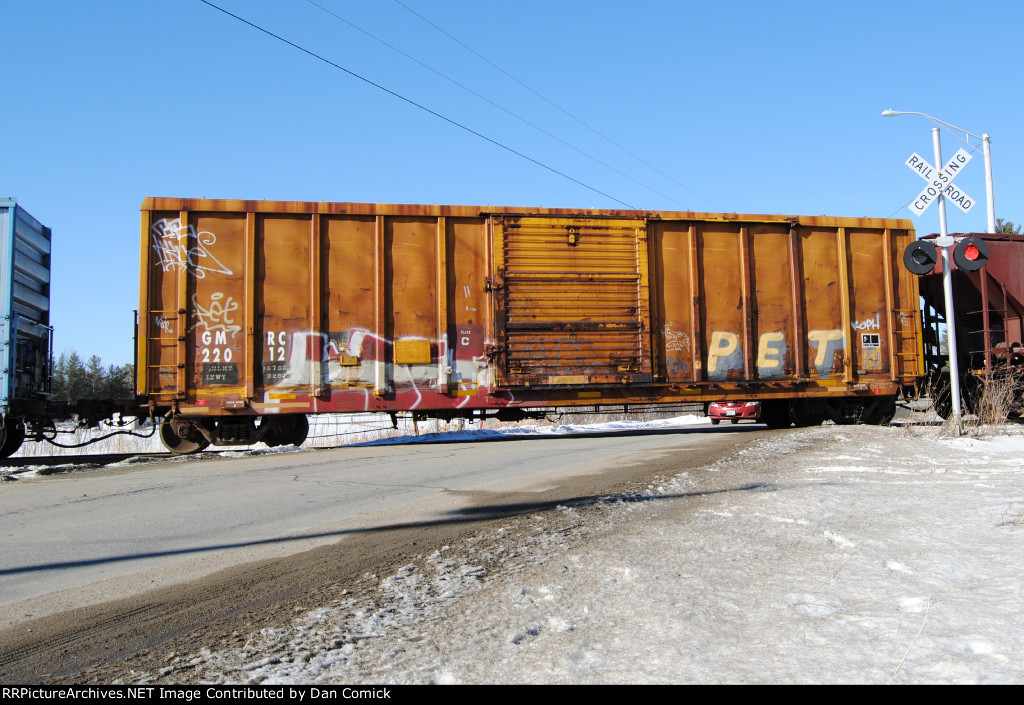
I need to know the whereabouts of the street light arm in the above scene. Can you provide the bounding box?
[882,109,982,148]
[882,107,996,233]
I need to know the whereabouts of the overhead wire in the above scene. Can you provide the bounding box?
[391,0,723,211]
[197,0,637,209]
[889,202,913,218]
[301,0,686,209]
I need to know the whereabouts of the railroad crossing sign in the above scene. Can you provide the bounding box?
[904,147,975,216]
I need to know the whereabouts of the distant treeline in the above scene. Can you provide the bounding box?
[51,350,134,403]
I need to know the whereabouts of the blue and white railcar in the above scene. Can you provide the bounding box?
[0,198,52,457]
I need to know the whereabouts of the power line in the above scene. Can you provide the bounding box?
[392,0,722,211]
[301,0,686,208]
[889,195,920,218]
[197,0,637,209]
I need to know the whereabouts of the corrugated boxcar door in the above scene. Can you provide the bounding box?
[494,216,651,387]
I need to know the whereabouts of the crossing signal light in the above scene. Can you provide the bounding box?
[953,236,989,271]
[903,240,940,275]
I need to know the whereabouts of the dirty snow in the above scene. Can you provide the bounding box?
[111,419,1024,685]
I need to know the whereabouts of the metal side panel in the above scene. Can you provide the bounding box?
[0,317,8,412]
[0,201,52,411]
[0,202,13,412]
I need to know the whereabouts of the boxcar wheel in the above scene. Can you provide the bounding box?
[160,420,210,455]
[263,415,309,447]
[863,397,897,425]
[288,415,310,446]
[0,422,25,459]
[790,401,826,428]
[760,401,793,429]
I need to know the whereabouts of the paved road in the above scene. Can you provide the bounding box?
[0,425,762,619]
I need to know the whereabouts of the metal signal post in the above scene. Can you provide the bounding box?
[929,127,964,435]
[886,108,999,435]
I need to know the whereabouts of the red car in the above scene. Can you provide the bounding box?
[708,401,761,424]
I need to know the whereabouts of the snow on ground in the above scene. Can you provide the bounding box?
[114,420,1024,685]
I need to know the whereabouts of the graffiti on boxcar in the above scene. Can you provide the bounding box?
[192,292,242,374]
[666,356,689,377]
[852,313,881,331]
[706,332,744,381]
[462,284,477,312]
[154,314,174,334]
[663,323,690,353]
[756,331,787,379]
[150,218,233,279]
[260,327,493,404]
[190,292,241,335]
[519,335,599,376]
[807,329,845,376]
[707,329,845,379]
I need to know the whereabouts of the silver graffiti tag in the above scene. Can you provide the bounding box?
[151,218,233,279]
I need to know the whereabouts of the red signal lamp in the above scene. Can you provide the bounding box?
[953,236,989,271]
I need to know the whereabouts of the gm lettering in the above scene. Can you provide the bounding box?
[200,330,233,363]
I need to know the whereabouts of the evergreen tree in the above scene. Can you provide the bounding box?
[995,218,1021,234]
[51,352,67,400]
[64,350,88,404]
[49,349,134,402]
[105,363,135,400]
[86,355,105,397]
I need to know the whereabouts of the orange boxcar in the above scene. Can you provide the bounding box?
[138,199,921,452]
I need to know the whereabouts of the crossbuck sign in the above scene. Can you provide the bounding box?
[904,148,975,216]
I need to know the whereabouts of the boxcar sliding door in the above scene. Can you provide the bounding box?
[491,216,652,388]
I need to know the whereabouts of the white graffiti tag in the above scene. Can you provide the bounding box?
[190,292,242,335]
[151,218,233,279]
[154,315,174,334]
[852,314,881,331]
[663,323,691,353]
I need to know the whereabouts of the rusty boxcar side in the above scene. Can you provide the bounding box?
[138,199,920,452]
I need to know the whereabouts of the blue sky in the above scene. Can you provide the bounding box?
[3,0,1022,366]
